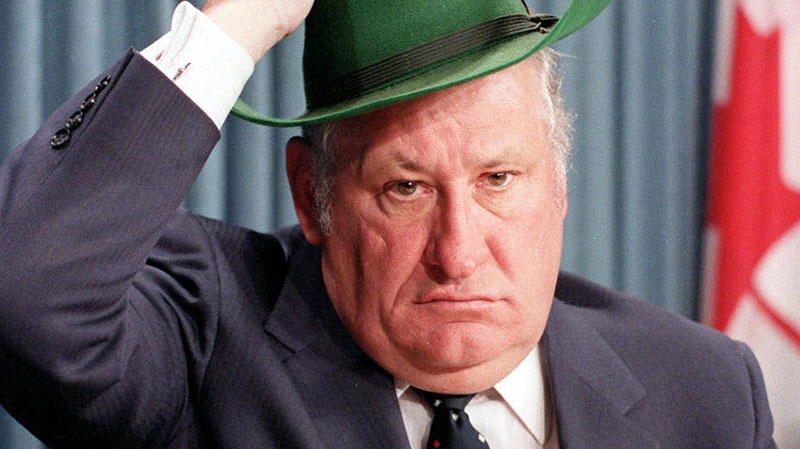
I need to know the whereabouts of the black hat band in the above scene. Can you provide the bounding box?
[307,14,559,108]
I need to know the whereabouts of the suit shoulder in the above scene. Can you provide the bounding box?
[554,271,742,360]
[151,211,291,300]
[551,272,775,447]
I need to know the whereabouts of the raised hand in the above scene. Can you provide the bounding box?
[202,0,314,63]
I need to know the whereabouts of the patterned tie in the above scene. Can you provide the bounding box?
[414,388,491,449]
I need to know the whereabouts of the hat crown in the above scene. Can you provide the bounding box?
[303,0,529,103]
[231,0,611,126]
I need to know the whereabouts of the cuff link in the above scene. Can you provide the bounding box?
[172,62,192,81]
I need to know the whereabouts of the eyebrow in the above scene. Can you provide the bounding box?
[397,157,425,172]
[480,158,509,170]
[360,148,522,177]
[365,151,427,175]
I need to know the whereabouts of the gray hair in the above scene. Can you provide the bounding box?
[301,123,338,235]
[302,47,573,235]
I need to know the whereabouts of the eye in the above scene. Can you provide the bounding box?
[396,181,417,195]
[391,181,420,196]
[486,172,512,187]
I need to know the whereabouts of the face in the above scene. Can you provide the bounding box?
[287,61,567,393]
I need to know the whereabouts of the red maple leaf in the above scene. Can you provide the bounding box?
[706,6,800,345]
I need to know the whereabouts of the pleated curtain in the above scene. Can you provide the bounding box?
[0,1,716,447]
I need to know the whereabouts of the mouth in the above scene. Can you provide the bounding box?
[419,296,492,303]
[410,289,510,327]
[416,291,499,307]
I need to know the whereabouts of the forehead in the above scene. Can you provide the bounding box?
[330,59,547,158]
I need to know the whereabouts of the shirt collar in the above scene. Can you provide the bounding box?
[494,345,550,443]
[394,345,551,444]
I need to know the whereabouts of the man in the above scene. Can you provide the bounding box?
[0,0,777,448]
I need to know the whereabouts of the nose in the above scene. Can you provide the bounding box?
[424,192,491,281]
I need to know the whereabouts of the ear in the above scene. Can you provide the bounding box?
[286,136,324,245]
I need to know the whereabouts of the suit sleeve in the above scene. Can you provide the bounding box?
[737,342,779,449]
[0,50,221,447]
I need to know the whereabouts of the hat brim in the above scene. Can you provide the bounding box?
[231,0,610,127]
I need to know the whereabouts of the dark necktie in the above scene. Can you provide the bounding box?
[414,388,491,449]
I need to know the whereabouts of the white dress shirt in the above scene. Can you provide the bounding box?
[140,2,254,129]
[397,346,558,449]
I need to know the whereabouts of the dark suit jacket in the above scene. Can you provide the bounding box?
[0,51,776,448]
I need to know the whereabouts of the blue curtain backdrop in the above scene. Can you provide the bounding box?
[0,1,716,446]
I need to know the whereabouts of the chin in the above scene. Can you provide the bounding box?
[401,343,531,394]
[410,324,530,373]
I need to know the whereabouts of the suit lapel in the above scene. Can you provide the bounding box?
[544,300,660,449]
[264,231,659,448]
[264,237,411,449]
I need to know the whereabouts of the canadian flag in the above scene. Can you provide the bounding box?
[702,0,800,446]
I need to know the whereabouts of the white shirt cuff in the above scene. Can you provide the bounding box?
[140,1,255,129]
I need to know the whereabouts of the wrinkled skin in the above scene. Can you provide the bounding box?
[287,60,567,394]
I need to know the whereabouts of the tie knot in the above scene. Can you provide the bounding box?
[412,388,490,449]
[413,388,475,411]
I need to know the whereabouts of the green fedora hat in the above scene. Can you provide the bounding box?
[231,0,611,127]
